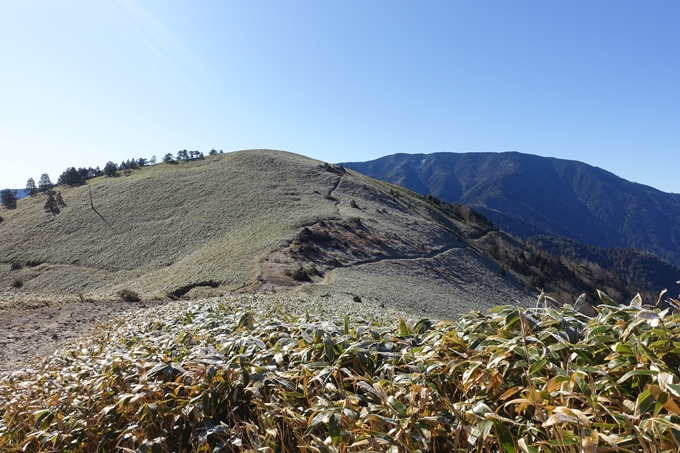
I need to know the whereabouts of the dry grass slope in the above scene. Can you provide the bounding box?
[0,149,533,317]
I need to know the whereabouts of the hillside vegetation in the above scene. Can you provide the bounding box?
[0,150,533,318]
[527,235,680,297]
[342,152,680,268]
[3,292,680,452]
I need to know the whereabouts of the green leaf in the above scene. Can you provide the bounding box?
[414,319,433,334]
[398,317,410,336]
[494,421,516,453]
[324,337,336,362]
[97,430,117,453]
[329,413,341,446]
[304,411,331,436]
[630,293,643,308]
[597,290,618,306]
[469,419,494,446]
[528,358,548,376]
[665,383,680,398]
[637,388,656,415]
[616,369,658,384]
[33,410,55,430]
[387,396,408,417]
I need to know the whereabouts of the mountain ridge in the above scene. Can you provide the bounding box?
[342,151,680,268]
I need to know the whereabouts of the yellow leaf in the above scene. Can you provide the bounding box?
[553,406,591,428]
[542,412,577,427]
[649,385,680,415]
[499,386,523,401]
[544,376,567,394]
[580,428,598,453]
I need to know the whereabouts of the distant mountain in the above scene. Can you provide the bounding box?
[342,152,680,268]
[1,189,29,199]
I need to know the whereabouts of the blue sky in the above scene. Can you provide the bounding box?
[1,1,679,193]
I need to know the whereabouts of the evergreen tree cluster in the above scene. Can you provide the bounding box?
[3,149,224,214]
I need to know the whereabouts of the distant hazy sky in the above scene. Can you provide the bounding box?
[1,1,679,192]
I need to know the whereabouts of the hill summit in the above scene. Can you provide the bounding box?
[1,150,535,319]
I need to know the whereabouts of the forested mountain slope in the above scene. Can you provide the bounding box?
[343,152,680,267]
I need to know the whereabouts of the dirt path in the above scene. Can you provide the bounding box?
[0,301,168,374]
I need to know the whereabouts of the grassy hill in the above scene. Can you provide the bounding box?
[0,149,535,318]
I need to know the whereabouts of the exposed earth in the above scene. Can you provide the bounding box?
[0,300,168,374]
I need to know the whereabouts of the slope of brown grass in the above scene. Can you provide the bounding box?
[0,150,534,316]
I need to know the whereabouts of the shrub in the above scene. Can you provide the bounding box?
[289,267,310,281]
[10,261,22,270]
[11,279,23,288]
[1,189,17,209]
[117,289,141,302]
[44,193,59,215]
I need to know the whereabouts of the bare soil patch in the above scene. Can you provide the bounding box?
[0,300,168,374]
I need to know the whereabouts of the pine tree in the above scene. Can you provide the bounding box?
[26,178,38,196]
[104,161,118,177]
[38,173,53,192]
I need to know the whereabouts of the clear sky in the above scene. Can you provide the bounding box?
[1,1,679,193]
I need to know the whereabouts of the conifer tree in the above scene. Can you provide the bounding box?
[26,178,38,196]
[58,167,85,186]
[104,161,118,177]
[38,173,53,192]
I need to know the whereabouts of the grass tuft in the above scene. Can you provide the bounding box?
[117,288,140,302]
